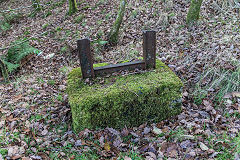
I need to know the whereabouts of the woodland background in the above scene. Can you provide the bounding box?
[0,0,240,159]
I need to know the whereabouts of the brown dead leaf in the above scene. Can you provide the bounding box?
[22,157,32,160]
[162,127,169,133]
[38,152,50,160]
[232,92,240,98]
[13,95,22,102]
[11,155,22,160]
[169,149,178,158]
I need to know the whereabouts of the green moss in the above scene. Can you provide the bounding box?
[67,60,183,132]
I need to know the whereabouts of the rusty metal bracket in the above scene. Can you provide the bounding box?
[77,30,156,79]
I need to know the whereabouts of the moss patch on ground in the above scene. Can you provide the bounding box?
[67,60,183,132]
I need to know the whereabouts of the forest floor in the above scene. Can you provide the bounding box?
[0,0,240,159]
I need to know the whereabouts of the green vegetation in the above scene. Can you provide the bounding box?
[108,0,126,45]
[193,65,240,104]
[67,60,183,132]
[0,12,24,32]
[74,14,84,23]
[0,39,40,81]
[214,133,240,160]
[0,148,8,158]
[68,0,78,15]
[186,0,203,25]
[118,149,144,160]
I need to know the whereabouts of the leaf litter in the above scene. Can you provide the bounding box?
[0,0,240,159]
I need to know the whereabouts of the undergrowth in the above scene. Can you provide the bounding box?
[0,39,40,81]
[193,64,240,104]
[215,133,240,160]
[0,12,24,32]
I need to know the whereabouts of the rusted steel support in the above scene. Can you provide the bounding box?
[143,30,156,69]
[77,30,157,79]
[77,39,95,78]
[94,61,145,76]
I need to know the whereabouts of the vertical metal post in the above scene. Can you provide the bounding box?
[77,39,95,79]
[143,30,156,69]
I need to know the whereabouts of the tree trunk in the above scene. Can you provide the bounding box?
[186,0,203,25]
[0,58,9,82]
[68,0,78,15]
[108,0,126,46]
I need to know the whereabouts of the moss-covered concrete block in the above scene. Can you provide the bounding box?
[67,60,183,132]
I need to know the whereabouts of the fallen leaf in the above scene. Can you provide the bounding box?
[22,157,31,160]
[152,126,162,135]
[199,142,209,151]
[145,152,156,159]
[104,142,111,151]
[223,93,232,99]
[11,155,21,160]
[124,156,132,160]
[232,92,240,98]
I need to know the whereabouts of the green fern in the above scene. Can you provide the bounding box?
[1,59,19,73]
[6,40,40,64]
[0,39,40,81]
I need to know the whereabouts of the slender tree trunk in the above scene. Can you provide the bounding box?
[68,0,78,15]
[0,58,9,82]
[186,0,203,25]
[108,0,126,45]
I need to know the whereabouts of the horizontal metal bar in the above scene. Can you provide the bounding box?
[94,61,146,76]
